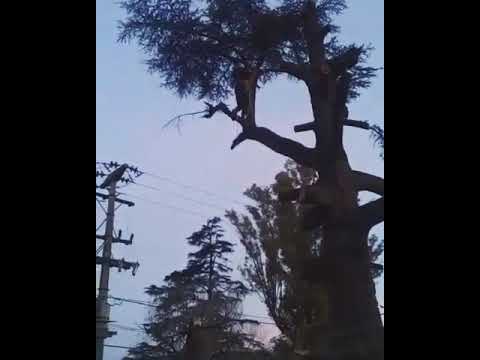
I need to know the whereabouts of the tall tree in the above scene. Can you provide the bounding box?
[119,1,384,358]
[124,217,259,360]
[226,160,383,354]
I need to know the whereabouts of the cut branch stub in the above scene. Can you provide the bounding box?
[294,121,316,133]
[294,120,371,133]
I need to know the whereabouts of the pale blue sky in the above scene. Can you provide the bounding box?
[96,1,384,358]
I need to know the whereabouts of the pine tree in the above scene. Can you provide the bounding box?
[124,217,259,360]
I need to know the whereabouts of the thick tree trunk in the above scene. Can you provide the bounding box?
[206,5,384,357]
[312,225,383,359]
[298,170,383,359]
[302,75,383,359]
[184,325,220,360]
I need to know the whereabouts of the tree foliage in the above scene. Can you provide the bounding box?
[119,1,385,357]
[371,125,384,159]
[226,160,383,344]
[119,0,377,102]
[124,217,259,359]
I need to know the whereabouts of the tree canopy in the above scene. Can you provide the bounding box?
[119,1,384,358]
[119,0,377,102]
[124,217,259,359]
[226,160,383,347]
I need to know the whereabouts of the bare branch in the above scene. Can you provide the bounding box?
[203,102,241,123]
[204,102,317,168]
[162,110,206,132]
[264,56,307,80]
[344,120,370,130]
[231,127,317,168]
[352,171,384,196]
[294,119,370,133]
[293,121,315,133]
[357,197,384,229]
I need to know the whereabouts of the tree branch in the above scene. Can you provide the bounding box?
[329,46,363,75]
[232,126,317,168]
[204,102,317,168]
[197,31,248,65]
[352,171,384,196]
[356,197,384,229]
[203,102,241,123]
[344,120,370,130]
[265,58,307,80]
[293,121,315,133]
[294,120,370,133]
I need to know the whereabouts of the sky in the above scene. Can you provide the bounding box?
[96,1,384,358]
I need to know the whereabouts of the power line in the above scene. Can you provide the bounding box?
[242,313,272,320]
[110,324,144,333]
[132,182,228,212]
[143,172,216,197]
[120,192,208,219]
[109,295,157,308]
[97,199,108,216]
[97,161,250,207]
[97,243,105,255]
[97,162,252,210]
[108,295,276,325]
[105,344,134,350]
[142,171,249,207]
[96,218,107,232]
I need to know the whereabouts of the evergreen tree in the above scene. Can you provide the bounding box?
[124,218,259,360]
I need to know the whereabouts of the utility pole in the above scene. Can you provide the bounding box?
[96,162,141,360]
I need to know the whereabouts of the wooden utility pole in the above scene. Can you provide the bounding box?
[96,163,140,360]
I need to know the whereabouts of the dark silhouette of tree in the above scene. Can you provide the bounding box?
[226,160,383,354]
[368,234,384,280]
[119,1,384,358]
[123,218,259,360]
[370,125,384,159]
